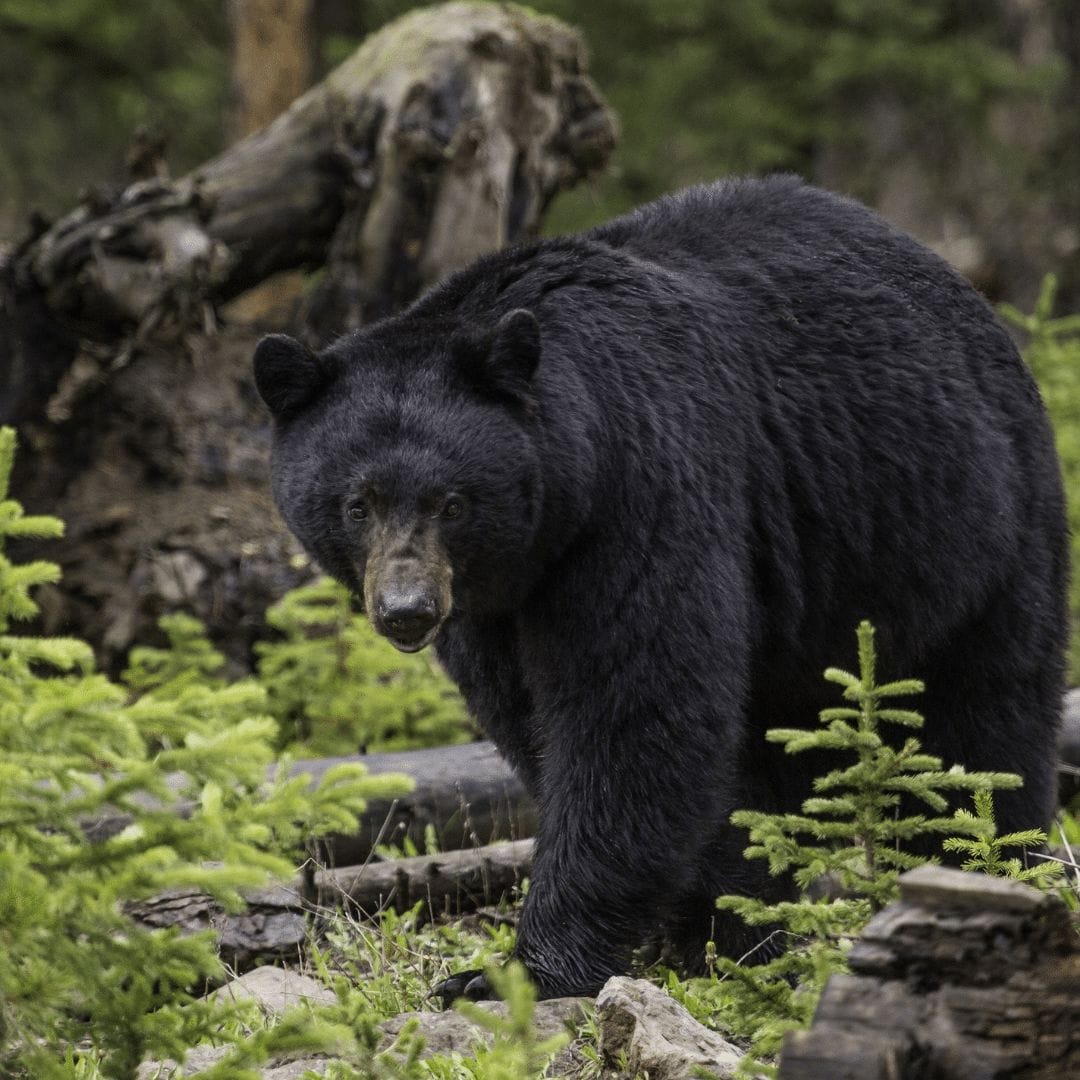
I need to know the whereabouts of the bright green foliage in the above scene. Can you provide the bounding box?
[944,789,1060,886]
[700,621,1026,1076]
[438,963,570,1079]
[1001,275,1080,682]
[0,427,412,1079]
[732,621,1020,910]
[292,908,543,1079]
[255,578,474,756]
[312,901,517,1025]
[123,611,230,696]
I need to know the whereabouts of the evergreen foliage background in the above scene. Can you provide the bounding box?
[1001,277,1080,683]
[0,427,412,1078]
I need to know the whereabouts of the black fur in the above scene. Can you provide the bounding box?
[257,176,1069,999]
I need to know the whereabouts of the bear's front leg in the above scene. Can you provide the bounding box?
[507,606,750,998]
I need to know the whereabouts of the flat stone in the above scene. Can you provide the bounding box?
[897,864,1046,913]
[210,966,337,1015]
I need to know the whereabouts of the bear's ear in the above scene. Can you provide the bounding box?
[253,334,331,416]
[455,309,541,407]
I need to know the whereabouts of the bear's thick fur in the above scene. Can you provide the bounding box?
[254,176,1068,999]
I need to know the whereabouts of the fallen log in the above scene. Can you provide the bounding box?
[126,839,534,970]
[315,837,534,917]
[85,739,537,867]
[300,740,537,867]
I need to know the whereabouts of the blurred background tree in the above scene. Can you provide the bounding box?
[0,0,228,224]
[2,1,1076,306]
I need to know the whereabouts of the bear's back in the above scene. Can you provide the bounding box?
[590,175,969,314]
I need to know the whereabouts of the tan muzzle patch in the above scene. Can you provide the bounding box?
[363,520,453,652]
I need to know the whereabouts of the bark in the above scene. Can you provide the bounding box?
[779,865,1080,1079]
[3,1,615,665]
[126,881,310,973]
[229,0,314,141]
[315,838,534,916]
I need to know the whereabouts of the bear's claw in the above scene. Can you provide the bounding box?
[432,969,494,1008]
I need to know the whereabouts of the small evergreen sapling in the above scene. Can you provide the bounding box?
[254,577,474,756]
[709,621,1025,1076]
[0,427,411,1079]
[944,789,1059,886]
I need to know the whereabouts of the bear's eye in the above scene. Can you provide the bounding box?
[347,501,368,522]
[442,496,464,520]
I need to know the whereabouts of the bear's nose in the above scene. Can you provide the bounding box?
[377,592,439,644]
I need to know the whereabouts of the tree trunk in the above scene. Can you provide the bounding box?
[2,1,616,666]
[229,0,314,141]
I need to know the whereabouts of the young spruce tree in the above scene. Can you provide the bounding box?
[708,621,1028,1076]
[0,427,411,1079]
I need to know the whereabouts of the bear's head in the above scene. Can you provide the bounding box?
[254,309,544,652]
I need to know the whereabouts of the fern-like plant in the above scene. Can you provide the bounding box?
[255,577,474,756]
[0,427,411,1079]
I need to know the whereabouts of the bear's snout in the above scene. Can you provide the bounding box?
[375,589,441,651]
[362,521,453,653]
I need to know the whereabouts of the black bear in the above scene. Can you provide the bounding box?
[254,176,1068,1000]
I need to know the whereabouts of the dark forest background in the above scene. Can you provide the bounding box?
[2,0,1078,309]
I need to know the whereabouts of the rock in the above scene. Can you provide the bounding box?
[779,866,1080,1079]
[141,984,586,1077]
[140,1045,333,1078]
[378,996,589,1060]
[210,966,337,1016]
[596,976,744,1079]
[140,969,337,1077]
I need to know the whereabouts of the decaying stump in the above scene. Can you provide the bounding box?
[780,865,1080,1079]
[3,1,615,664]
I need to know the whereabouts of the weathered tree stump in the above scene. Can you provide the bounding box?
[3,2,615,665]
[780,865,1080,1079]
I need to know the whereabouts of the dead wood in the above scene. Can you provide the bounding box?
[86,739,537,866]
[2,1,615,420]
[126,880,310,973]
[315,837,534,917]
[3,2,615,664]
